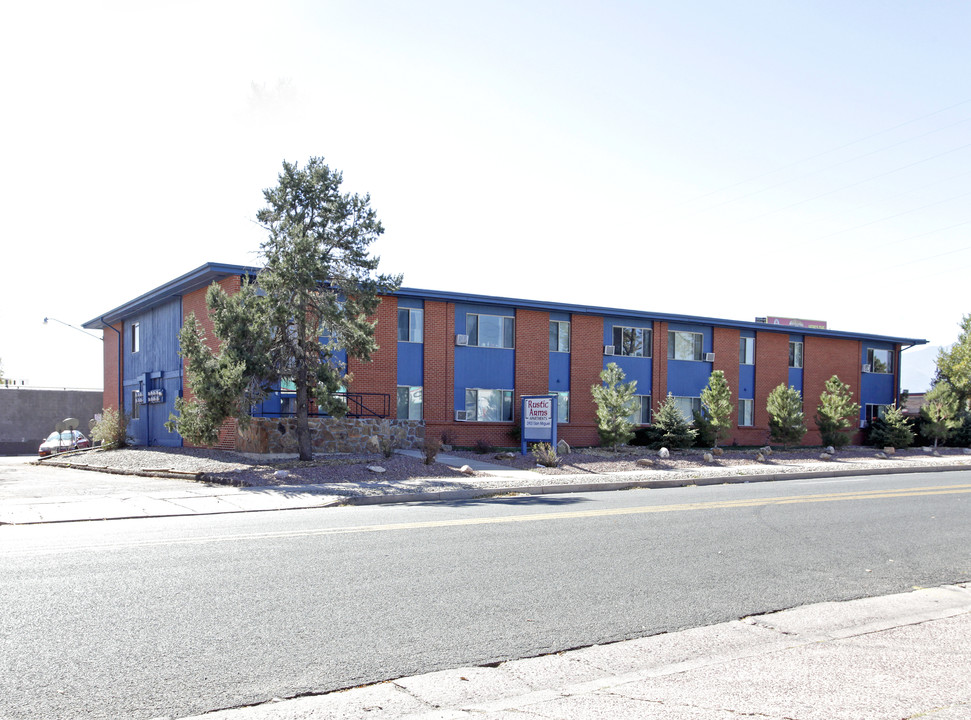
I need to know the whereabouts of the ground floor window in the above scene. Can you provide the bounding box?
[739,398,754,427]
[673,396,702,422]
[397,386,423,420]
[628,395,652,425]
[280,396,296,415]
[464,388,514,422]
[130,389,140,420]
[550,390,570,423]
[865,404,889,426]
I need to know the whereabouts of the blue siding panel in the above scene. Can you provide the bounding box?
[788,368,803,393]
[738,365,755,399]
[397,342,424,386]
[454,347,515,411]
[550,353,570,391]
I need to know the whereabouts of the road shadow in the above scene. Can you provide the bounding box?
[432,494,592,508]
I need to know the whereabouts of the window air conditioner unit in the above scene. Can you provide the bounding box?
[704,352,715,362]
[603,345,615,356]
[455,334,469,346]
[862,364,871,373]
[454,410,468,421]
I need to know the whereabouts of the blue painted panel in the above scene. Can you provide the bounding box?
[667,360,709,397]
[738,364,755,399]
[861,372,895,406]
[125,297,182,382]
[605,356,653,395]
[550,353,570,391]
[549,310,570,323]
[398,342,424,386]
[149,375,182,446]
[397,297,423,309]
[788,368,803,393]
[454,346,515,410]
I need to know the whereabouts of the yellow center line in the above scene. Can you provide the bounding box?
[8,483,971,556]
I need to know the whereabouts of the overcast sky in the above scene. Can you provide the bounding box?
[2,1,968,393]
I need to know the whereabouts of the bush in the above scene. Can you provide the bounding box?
[473,438,494,454]
[653,394,697,449]
[422,435,441,465]
[766,384,807,448]
[691,410,717,448]
[90,407,130,448]
[530,442,560,468]
[631,425,664,448]
[867,404,914,449]
[379,436,396,458]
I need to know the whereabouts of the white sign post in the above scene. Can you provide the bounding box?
[520,395,557,455]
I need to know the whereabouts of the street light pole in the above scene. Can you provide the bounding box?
[43,317,102,340]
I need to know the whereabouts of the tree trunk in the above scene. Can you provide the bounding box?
[295,338,313,461]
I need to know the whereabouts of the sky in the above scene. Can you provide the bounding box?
[2,0,969,393]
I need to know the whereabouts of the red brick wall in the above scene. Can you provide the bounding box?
[347,295,398,412]
[102,322,123,411]
[422,300,453,441]
[652,321,668,414]
[742,330,790,445]
[712,327,741,436]
[514,309,550,406]
[565,313,603,446]
[804,336,862,445]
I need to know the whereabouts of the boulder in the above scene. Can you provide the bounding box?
[819,453,832,461]
[459,464,475,476]
[711,447,724,456]
[922,446,933,453]
[367,465,386,473]
[875,452,888,460]
[760,445,773,456]
[825,446,836,455]
[756,453,765,463]
[365,435,381,453]
[273,469,289,480]
[964,448,971,455]
[635,458,654,467]
[557,439,571,455]
[658,447,670,459]
[495,451,516,460]
[703,453,714,463]
[883,446,895,455]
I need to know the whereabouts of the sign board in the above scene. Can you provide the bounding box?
[520,395,557,455]
[759,316,827,329]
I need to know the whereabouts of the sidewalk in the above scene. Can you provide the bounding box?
[2,451,971,525]
[181,583,971,720]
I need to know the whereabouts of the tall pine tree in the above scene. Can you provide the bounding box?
[815,375,859,449]
[591,362,638,450]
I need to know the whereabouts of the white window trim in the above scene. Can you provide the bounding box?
[739,337,755,365]
[612,326,652,357]
[396,385,423,420]
[550,321,571,353]
[466,313,515,349]
[739,398,754,427]
[463,388,514,422]
[131,322,140,354]
[789,341,804,369]
[398,308,423,343]
[668,331,704,362]
[865,348,893,374]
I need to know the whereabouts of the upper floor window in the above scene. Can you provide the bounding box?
[789,341,804,368]
[550,321,570,353]
[467,313,514,349]
[865,348,893,374]
[131,322,140,353]
[739,337,755,365]
[398,307,423,343]
[613,326,651,357]
[668,331,703,361]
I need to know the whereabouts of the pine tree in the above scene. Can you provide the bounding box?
[700,370,733,447]
[766,384,807,448]
[936,314,971,410]
[168,157,401,459]
[920,381,962,448]
[590,362,638,450]
[815,375,860,449]
[868,403,914,449]
[654,393,697,449]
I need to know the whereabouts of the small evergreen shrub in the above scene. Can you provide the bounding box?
[379,436,396,458]
[691,410,717,449]
[766,384,807,448]
[422,436,441,465]
[530,442,561,468]
[867,404,914,449]
[653,394,697,449]
[474,438,494,454]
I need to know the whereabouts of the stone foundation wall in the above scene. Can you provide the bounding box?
[236,417,425,454]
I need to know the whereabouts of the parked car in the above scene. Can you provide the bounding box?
[38,430,91,457]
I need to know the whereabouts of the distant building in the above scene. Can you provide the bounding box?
[83,263,927,449]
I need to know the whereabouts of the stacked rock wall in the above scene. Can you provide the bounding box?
[236,417,425,454]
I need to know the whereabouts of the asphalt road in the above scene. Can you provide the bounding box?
[2,471,969,719]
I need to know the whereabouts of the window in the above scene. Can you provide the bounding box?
[739,398,754,426]
[398,308,423,343]
[668,331,704,361]
[673,396,702,422]
[280,397,296,415]
[612,326,651,357]
[549,321,570,353]
[739,337,755,365]
[789,341,804,368]
[130,389,140,419]
[467,313,514,348]
[866,348,893,374]
[628,395,652,425]
[131,322,140,353]
[464,389,514,422]
[550,390,570,423]
[397,386,423,420]
[865,404,889,425]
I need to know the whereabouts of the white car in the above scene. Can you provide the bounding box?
[38,430,91,457]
